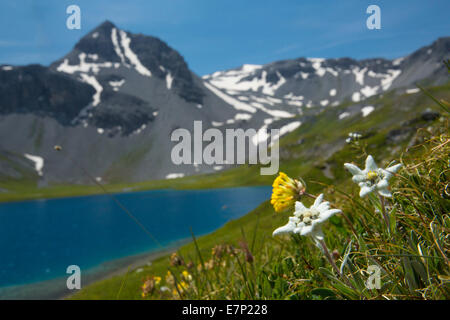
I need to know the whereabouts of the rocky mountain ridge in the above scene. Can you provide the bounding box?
[0,21,448,184]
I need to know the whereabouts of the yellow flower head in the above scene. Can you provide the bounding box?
[141,276,159,298]
[271,172,305,213]
[165,270,175,285]
[367,170,378,181]
[178,281,189,291]
[182,270,192,282]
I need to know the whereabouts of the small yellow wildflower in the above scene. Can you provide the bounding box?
[141,276,160,298]
[172,280,189,298]
[181,270,192,282]
[205,259,214,270]
[271,172,306,213]
[165,270,175,285]
[170,252,184,266]
[178,281,189,291]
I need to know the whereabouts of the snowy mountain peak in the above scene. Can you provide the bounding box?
[50,21,204,105]
[0,22,448,184]
[203,37,449,111]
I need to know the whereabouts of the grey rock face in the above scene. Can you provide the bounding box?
[0,64,95,125]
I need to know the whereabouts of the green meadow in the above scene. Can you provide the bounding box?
[71,80,449,299]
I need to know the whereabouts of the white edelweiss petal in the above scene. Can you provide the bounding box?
[293,222,305,234]
[352,174,367,183]
[344,163,363,176]
[313,194,324,208]
[273,218,297,236]
[293,227,302,234]
[317,201,330,212]
[365,155,378,171]
[359,183,376,197]
[310,228,324,242]
[380,169,392,181]
[300,224,314,236]
[317,209,342,223]
[377,179,389,189]
[377,187,393,198]
[387,163,402,173]
[295,201,307,213]
[383,163,402,180]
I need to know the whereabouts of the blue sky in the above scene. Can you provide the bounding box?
[0,0,449,75]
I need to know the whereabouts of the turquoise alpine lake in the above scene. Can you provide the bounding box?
[0,186,271,290]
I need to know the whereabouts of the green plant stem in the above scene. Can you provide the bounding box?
[378,195,390,231]
[319,239,341,276]
[319,239,357,291]
[340,211,359,238]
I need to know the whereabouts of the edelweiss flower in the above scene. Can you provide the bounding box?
[271,172,306,213]
[344,155,402,198]
[273,194,341,243]
[346,132,362,144]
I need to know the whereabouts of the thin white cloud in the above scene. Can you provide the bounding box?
[0,40,30,47]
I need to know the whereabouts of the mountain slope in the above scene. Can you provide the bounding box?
[0,21,448,189]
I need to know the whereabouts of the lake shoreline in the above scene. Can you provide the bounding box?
[0,186,271,300]
[0,176,270,204]
[0,239,189,300]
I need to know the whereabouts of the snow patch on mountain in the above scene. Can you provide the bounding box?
[360,85,379,98]
[287,100,303,107]
[352,92,361,102]
[320,100,329,106]
[381,70,402,90]
[119,30,152,77]
[353,67,367,85]
[252,119,273,145]
[392,57,405,66]
[406,88,420,94]
[203,82,256,113]
[133,124,147,135]
[262,71,286,95]
[235,113,252,121]
[80,73,103,106]
[109,79,125,91]
[204,65,285,96]
[166,173,185,179]
[300,72,309,79]
[166,72,173,89]
[24,153,44,176]
[111,28,128,66]
[212,121,223,127]
[270,121,302,146]
[57,52,113,74]
[309,58,326,77]
[361,106,375,117]
[284,93,304,100]
[339,112,350,120]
